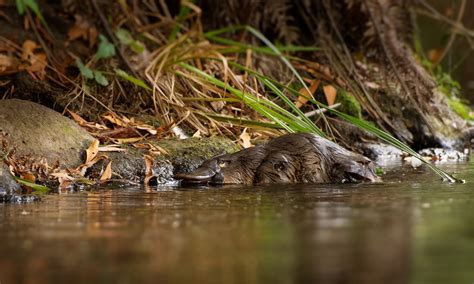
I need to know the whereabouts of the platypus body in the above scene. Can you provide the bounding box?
[174,133,380,184]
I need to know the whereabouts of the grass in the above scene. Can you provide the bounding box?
[165,26,462,183]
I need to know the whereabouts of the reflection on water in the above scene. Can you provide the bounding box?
[1,161,474,283]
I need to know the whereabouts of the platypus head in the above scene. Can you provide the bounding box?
[173,146,267,184]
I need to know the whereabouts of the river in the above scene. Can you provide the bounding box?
[0,160,473,283]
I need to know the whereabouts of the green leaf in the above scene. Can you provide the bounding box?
[115,69,151,90]
[115,28,133,45]
[75,58,94,79]
[16,0,25,15]
[93,70,109,86]
[14,177,50,193]
[115,28,144,53]
[96,35,116,60]
[24,0,43,21]
[130,41,145,53]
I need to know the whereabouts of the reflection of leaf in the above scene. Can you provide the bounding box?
[76,59,93,79]
[99,161,112,181]
[96,34,116,59]
[115,69,151,90]
[93,70,109,86]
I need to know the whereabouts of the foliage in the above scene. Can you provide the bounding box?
[115,69,151,90]
[95,35,116,60]
[16,0,46,25]
[115,28,144,53]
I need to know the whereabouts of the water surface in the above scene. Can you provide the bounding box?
[1,161,473,284]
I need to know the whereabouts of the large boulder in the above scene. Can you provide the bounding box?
[0,99,94,168]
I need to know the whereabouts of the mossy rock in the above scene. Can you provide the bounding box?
[89,136,239,184]
[0,99,94,168]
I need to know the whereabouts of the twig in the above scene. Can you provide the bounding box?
[304,103,340,118]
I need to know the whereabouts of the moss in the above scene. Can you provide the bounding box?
[419,60,473,121]
[447,97,474,121]
[156,136,239,160]
[335,90,362,118]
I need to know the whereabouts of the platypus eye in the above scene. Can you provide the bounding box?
[219,161,228,168]
[273,161,286,171]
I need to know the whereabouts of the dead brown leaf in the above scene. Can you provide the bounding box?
[0,54,20,75]
[85,139,100,164]
[99,161,112,181]
[239,129,253,148]
[67,15,98,47]
[323,85,337,106]
[20,40,47,77]
[68,110,89,125]
[143,155,155,185]
[295,80,320,108]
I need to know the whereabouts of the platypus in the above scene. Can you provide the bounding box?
[174,133,380,184]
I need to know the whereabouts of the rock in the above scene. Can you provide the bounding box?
[0,99,94,168]
[418,148,467,161]
[356,142,403,161]
[0,161,20,195]
[0,161,38,203]
[88,136,239,185]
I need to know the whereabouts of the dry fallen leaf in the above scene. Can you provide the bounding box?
[21,40,37,60]
[0,54,20,75]
[239,129,253,148]
[427,48,443,63]
[20,40,47,77]
[295,80,320,108]
[323,85,337,106]
[68,110,89,125]
[67,15,98,47]
[116,137,144,144]
[99,161,112,181]
[85,139,100,164]
[143,155,155,185]
[102,113,127,127]
[98,145,127,152]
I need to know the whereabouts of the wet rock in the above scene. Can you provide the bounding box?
[356,142,403,161]
[89,137,239,185]
[0,99,94,168]
[418,148,468,161]
[0,161,20,200]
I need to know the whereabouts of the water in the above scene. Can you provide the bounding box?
[1,161,473,284]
